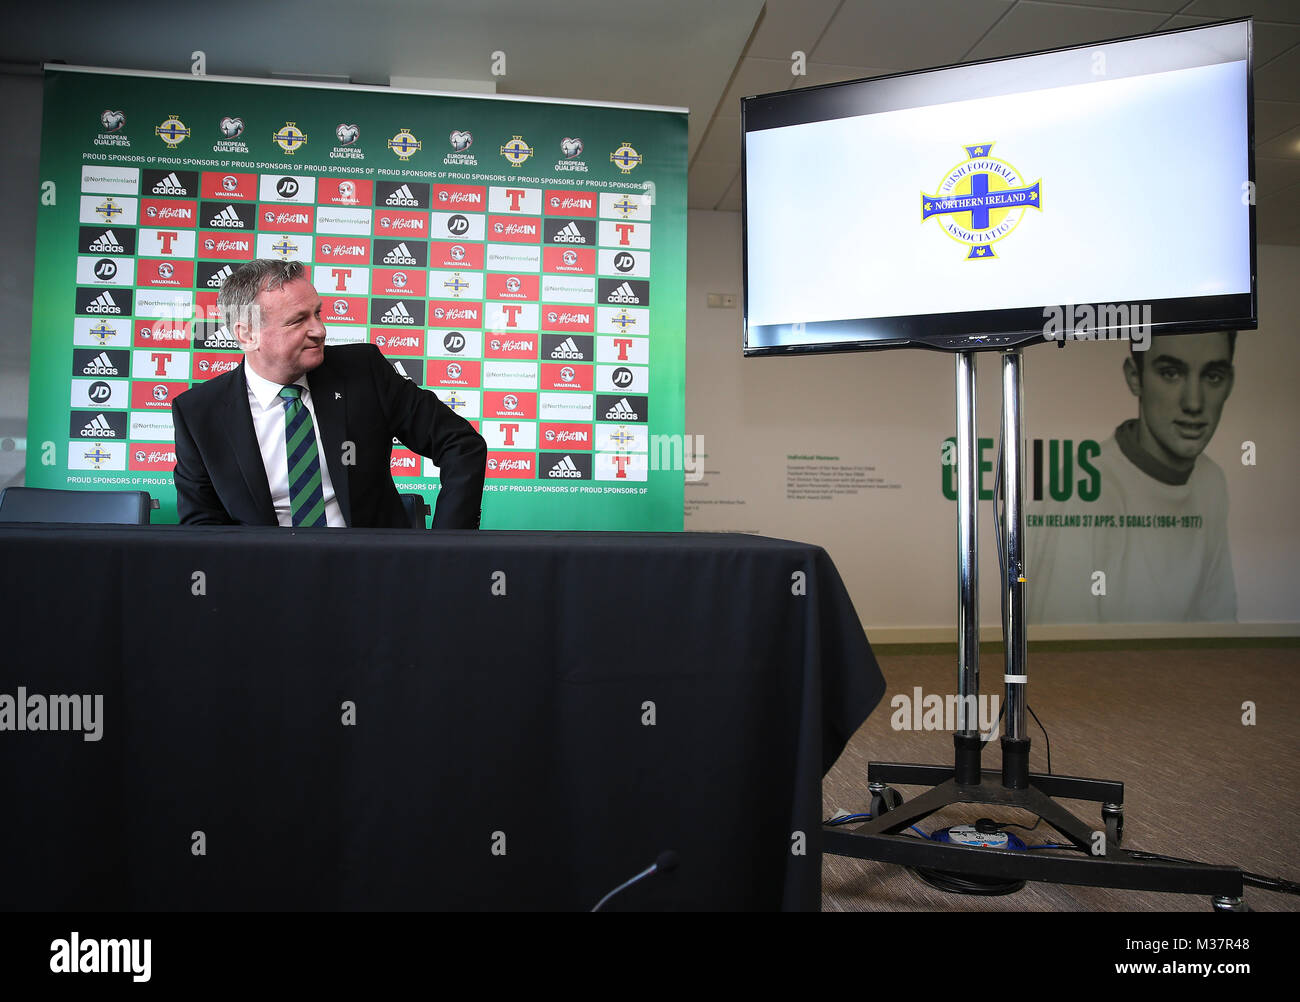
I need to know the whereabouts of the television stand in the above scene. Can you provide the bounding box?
[822,347,1246,911]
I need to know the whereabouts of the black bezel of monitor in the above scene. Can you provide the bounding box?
[740,18,1257,357]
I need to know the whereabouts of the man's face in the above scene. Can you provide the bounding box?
[235,276,326,384]
[1125,332,1234,469]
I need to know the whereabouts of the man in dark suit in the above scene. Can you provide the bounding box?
[172,259,486,528]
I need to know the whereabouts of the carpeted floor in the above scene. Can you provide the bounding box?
[822,644,1300,912]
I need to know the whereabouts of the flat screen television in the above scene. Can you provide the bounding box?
[741,19,1256,355]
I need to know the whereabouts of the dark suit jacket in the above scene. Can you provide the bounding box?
[172,344,486,528]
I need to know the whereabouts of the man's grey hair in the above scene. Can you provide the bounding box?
[217,259,306,331]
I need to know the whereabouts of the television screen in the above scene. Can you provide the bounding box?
[742,19,1256,355]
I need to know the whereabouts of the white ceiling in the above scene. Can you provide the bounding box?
[2,0,1296,243]
[695,0,1300,246]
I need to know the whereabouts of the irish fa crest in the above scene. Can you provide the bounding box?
[921,143,1041,259]
[273,121,308,155]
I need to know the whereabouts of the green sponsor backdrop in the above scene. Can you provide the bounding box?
[28,67,686,528]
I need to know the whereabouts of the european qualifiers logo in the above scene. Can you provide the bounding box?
[446,129,477,166]
[598,278,650,306]
[555,136,588,173]
[96,109,130,147]
[609,142,642,174]
[921,142,1042,260]
[214,115,249,154]
[544,218,597,246]
[273,120,308,155]
[154,114,190,149]
[377,180,431,209]
[500,135,534,167]
[75,288,133,316]
[388,127,422,161]
[201,200,256,229]
[332,123,364,160]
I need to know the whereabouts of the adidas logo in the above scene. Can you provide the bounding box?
[80,413,117,438]
[203,326,238,347]
[604,397,639,420]
[209,205,245,228]
[380,301,416,325]
[206,265,234,288]
[82,351,120,375]
[605,281,640,304]
[152,172,188,195]
[549,336,584,360]
[383,242,418,264]
[551,221,587,244]
[84,292,121,315]
[87,230,125,253]
[385,184,420,206]
[547,455,582,478]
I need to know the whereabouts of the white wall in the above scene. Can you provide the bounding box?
[684,209,1300,639]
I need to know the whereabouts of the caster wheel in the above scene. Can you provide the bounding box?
[1103,803,1124,849]
[871,786,903,817]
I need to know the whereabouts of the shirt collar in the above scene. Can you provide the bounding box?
[244,360,309,411]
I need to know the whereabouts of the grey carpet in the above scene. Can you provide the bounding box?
[822,645,1300,912]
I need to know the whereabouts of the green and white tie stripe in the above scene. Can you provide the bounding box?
[279,385,327,528]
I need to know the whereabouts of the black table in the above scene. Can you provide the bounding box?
[0,525,883,910]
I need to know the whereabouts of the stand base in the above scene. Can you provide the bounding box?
[826,761,1243,901]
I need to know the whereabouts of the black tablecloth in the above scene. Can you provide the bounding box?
[0,525,884,910]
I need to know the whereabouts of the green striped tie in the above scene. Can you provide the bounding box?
[279,385,327,528]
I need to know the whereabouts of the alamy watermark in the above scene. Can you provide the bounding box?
[650,433,704,481]
[1043,303,1152,350]
[0,687,103,741]
[890,687,1000,740]
[50,932,150,982]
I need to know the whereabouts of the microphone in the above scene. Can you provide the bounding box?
[590,850,679,912]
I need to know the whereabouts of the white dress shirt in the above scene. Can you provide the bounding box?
[243,365,347,527]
